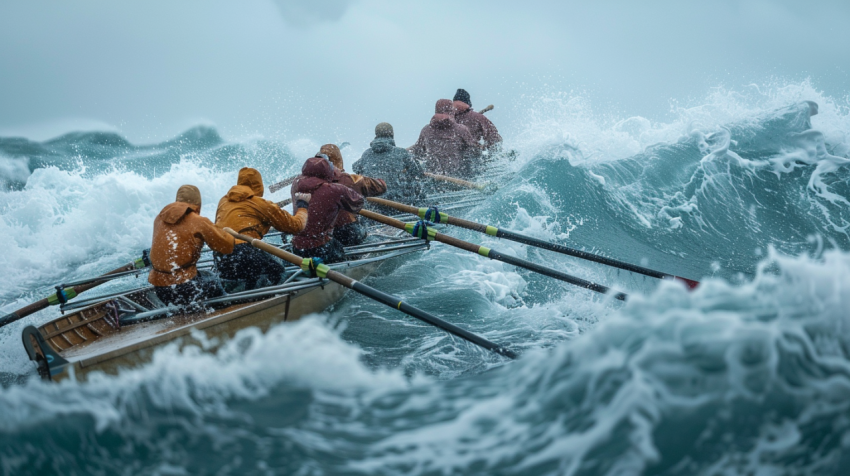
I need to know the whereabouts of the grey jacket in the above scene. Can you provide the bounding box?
[353,137,429,207]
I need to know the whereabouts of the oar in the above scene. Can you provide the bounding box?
[424,172,493,192]
[0,254,151,329]
[367,197,700,289]
[269,175,298,194]
[359,210,627,300]
[222,228,516,358]
[479,105,494,114]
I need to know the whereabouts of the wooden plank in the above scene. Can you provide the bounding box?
[42,307,106,339]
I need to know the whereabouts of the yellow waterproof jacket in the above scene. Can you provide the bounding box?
[216,167,308,244]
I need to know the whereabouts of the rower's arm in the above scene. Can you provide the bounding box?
[199,217,236,255]
[265,199,308,234]
[349,174,387,197]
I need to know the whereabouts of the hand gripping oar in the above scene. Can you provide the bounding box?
[367,197,700,289]
[359,210,627,301]
[221,228,516,359]
[0,253,151,329]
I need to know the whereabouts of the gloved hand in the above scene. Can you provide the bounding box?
[294,192,311,210]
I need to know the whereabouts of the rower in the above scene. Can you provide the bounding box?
[409,99,481,179]
[148,185,235,307]
[319,143,386,246]
[352,122,429,215]
[453,88,502,155]
[290,154,365,264]
[214,167,310,290]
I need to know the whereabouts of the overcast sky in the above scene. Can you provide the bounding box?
[1,0,848,147]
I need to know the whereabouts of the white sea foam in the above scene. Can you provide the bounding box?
[0,317,407,432]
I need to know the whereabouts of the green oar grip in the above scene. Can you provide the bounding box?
[47,287,77,306]
[301,258,330,278]
[405,222,438,241]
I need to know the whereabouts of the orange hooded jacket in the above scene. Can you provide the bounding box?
[148,185,235,287]
[215,167,308,244]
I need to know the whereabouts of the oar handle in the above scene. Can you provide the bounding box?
[479,105,494,114]
[222,227,515,358]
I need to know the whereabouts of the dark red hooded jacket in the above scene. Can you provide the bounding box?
[410,99,480,178]
[453,100,502,150]
[318,144,387,227]
[291,156,365,249]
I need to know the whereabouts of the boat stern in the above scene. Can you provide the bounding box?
[22,325,71,381]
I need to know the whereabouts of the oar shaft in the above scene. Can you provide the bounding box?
[268,174,298,193]
[222,228,515,358]
[332,272,516,358]
[359,209,626,300]
[0,259,148,329]
[366,197,699,289]
[423,173,484,190]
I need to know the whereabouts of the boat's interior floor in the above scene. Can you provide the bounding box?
[58,294,273,361]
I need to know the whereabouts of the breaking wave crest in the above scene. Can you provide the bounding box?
[1,81,850,475]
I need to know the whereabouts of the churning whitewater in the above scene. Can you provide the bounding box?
[2,82,850,475]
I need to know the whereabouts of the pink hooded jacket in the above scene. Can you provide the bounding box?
[453,100,502,150]
[410,99,480,178]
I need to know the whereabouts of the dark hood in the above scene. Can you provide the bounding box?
[302,156,334,180]
[370,136,396,153]
[297,156,334,193]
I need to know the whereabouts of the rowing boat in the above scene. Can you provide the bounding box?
[19,159,517,382]
[21,237,426,382]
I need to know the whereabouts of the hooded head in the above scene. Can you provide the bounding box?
[161,184,202,224]
[319,144,344,171]
[453,89,471,108]
[431,99,457,129]
[375,122,394,138]
[236,167,264,197]
[435,99,456,115]
[301,155,334,181]
[453,100,471,115]
[175,184,201,208]
[225,167,265,202]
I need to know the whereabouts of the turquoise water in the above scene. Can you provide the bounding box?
[1,83,850,475]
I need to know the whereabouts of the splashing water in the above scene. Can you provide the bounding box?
[1,81,850,475]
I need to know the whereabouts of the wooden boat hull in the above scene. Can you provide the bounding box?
[24,258,383,382]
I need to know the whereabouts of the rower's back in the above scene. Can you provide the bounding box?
[290,155,364,258]
[353,122,427,207]
[409,99,480,179]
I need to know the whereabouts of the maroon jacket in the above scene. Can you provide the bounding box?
[454,101,502,150]
[291,157,365,249]
[410,99,480,178]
